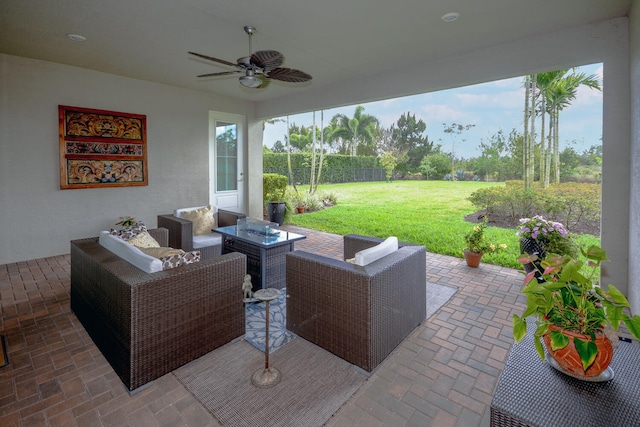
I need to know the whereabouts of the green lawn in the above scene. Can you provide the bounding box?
[288,181,600,269]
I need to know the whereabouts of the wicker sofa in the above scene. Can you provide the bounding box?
[286,234,427,372]
[70,228,247,392]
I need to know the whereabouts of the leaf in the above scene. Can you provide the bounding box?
[604,284,630,307]
[512,315,527,343]
[623,315,640,341]
[602,301,622,330]
[585,245,608,262]
[534,337,545,360]
[522,270,537,286]
[574,336,598,371]
[548,330,569,351]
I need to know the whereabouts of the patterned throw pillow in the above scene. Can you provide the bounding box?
[137,246,185,258]
[180,205,216,236]
[127,230,160,248]
[160,250,201,270]
[110,222,147,240]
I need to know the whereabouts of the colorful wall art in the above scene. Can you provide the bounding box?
[59,105,148,189]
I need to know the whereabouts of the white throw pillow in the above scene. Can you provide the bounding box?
[354,237,399,266]
[98,231,163,273]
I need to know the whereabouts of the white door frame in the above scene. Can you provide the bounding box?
[209,111,245,213]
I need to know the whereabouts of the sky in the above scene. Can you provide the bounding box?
[262,63,603,159]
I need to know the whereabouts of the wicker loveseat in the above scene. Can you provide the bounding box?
[286,234,427,372]
[70,228,247,392]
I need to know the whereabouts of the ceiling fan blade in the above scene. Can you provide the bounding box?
[267,68,312,83]
[197,71,241,78]
[251,50,284,71]
[189,51,239,68]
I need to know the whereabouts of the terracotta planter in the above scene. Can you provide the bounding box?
[543,324,614,378]
[463,249,483,268]
[296,205,305,214]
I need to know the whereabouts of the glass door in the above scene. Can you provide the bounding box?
[209,112,244,212]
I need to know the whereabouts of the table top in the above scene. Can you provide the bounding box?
[490,319,640,427]
[214,225,306,248]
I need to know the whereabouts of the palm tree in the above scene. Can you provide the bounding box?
[535,70,567,187]
[544,71,600,184]
[331,106,380,156]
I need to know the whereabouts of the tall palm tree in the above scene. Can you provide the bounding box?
[545,71,600,184]
[535,70,568,188]
[331,106,380,156]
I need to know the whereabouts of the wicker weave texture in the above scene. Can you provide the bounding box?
[490,318,640,427]
[70,229,246,392]
[223,238,292,290]
[286,235,426,372]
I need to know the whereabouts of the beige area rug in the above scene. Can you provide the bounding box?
[173,338,366,427]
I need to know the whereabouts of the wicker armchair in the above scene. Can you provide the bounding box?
[286,234,426,372]
[157,208,246,259]
[70,228,247,392]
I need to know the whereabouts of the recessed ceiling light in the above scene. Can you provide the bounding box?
[66,33,87,42]
[441,12,460,23]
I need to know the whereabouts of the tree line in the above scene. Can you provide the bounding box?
[264,68,602,185]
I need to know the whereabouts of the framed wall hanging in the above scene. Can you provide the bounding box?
[58,105,148,189]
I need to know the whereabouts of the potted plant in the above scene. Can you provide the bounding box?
[463,219,507,267]
[263,173,289,225]
[516,216,577,275]
[513,245,640,379]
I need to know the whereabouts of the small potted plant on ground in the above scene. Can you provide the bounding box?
[463,219,507,267]
[513,245,640,379]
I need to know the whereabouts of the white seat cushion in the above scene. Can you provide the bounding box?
[192,233,222,249]
[355,236,399,266]
[98,231,163,273]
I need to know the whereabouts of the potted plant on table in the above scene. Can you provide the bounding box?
[516,216,577,275]
[513,245,640,379]
[463,219,507,267]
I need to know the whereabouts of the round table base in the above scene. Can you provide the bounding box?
[251,367,281,388]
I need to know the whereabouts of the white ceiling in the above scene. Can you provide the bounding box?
[0,0,632,107]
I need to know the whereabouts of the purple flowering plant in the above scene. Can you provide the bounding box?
[517,215,577,258]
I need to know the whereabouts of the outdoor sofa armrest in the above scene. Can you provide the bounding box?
[157,214,193,251]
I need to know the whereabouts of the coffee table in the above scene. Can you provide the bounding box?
[214,225,305,291]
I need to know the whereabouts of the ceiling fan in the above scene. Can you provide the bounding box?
[189,26,312,89]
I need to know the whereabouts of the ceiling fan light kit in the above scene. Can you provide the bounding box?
[190,25,312,89]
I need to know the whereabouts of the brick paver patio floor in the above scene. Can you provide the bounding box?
[0,225,526,426]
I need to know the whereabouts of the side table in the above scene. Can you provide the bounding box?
[251,288,282,388]
[490,319,640,427]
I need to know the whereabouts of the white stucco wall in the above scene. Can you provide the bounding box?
[629,4,640,314]
[0,53,258,264]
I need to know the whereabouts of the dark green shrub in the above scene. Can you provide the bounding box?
[263,173,287,202]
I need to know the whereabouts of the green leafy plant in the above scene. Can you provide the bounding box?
[464,219,507,254]
[115,216,138,227]
[263,173,288,203]
[517,215,577,257]
[513,245,640,371]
